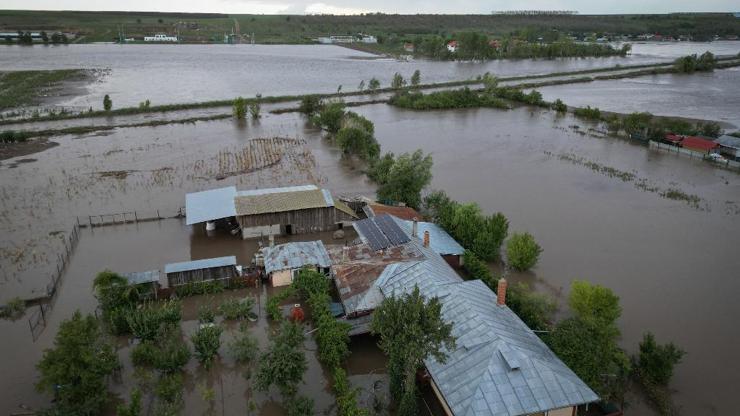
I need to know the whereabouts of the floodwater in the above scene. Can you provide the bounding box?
[1,42,738,109]
[537,66,740,128]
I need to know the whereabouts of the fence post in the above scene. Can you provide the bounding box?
[134,211,138,223]
[157,209,160,219]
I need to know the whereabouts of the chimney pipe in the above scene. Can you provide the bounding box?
[412,217,418,238]
[423,230,430,248]
[497,278,507,306]
[269,234,275,247]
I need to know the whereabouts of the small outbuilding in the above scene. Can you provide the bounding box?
[715,134,740,160]
[164,256,238,288]
[262,241,332,287]
[121,270,161,299]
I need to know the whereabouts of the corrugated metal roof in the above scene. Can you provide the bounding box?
[122,270,160,285]
[165,256,237,274]
[391,216,465,256]
[681,136,719,151]
[262,241,331,275]
[366,203,422,221]
[336,221,598,415]
[235,184,318,197]
[716,134,740,149]
[235,189,330,216]
[185,186,237,225]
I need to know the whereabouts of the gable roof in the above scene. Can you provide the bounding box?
[391,216,465,256]
[164,256,237,274]
[185,186,237,225]
[715,134,740,150]
[365,203,422,221]
[335,221,598,415]
[262,241,331,274]
[680,136,719,151]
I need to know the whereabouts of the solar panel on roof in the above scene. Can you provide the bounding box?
[373,215,410,246]
[356,218,390,251]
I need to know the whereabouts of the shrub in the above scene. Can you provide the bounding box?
[573,105,602,120]
[103,94,112,111]
[312,101,346,133]
[233,96,247,119]
[0,297,26,319]
[287,395,314,416]
[506,232,542,271]
[138,99,151,110]
[334,367,367,416]
[0,130,32,143]
[299,95,323,116]
[462,250,494,284]
[552,98,567,113]
[368,77,380,92]
[373,150,433,209]
[198,304,217,324]
[390,88,508,110]
[410,69,421,87]
[391,72,406,89]
[155,331,191,373]
[335,125,380,160]
[191,325,223,369]
[637,332,685,386]
[131,342,159,367]
[219,296,256,320]
[255,321,307,397]
[116,389,142,416]
[266,286,296,321]
[174,280,224,297]
[229,330,259,364]
[156,373,184,403]
[249,94,261,119]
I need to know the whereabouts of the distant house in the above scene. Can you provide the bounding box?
[185,185,357,239]
[447,40,458,53]
[403,42,415,52]
[488,39,501,49]
[363,202,421,221]
[164,256,238,287]
[680,136,720,154]
[360,35,377,43]
[262,241,332,287]
[714,134,740,160]
[144,33,178,42]
[664,133,683,145]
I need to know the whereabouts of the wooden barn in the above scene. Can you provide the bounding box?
[164,256,238,287]
[185,184,358,239]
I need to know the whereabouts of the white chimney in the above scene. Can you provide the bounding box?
[412,217,419,238]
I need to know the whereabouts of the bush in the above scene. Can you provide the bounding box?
[198,304,217,324]
[299,95,323,116]
[506,282,555,330]
[335,125,380,160]
[287,395,314,416]
[191,325,223,369]
[219,296,256,320]
[312,101,346,133]
[255,321,307,397]
[573,105,602,120]
[0,130,32,144]
[233,96,247,119]
[131,341,159,367]
[249,94,261,119]
[0,297,26,319]
[391,72,406,89]
[368,77,380,92]
[506,232,542,271]
[103,94,112,111]
[552,98,567,113]
[229,330,259,364]
[156,373,184,403]
[462,250,494,284]
[390,88,509,110]
[138,99,151,110]
[116,389,142,416]
[266,286,296,321]
[174,280,224,297]
[637,332,685,386]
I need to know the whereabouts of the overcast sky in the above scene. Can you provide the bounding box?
[2,1,738,15]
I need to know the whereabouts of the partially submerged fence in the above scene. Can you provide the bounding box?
[649,141,740,172]
[28,223,80,341]
[78,207,185,228]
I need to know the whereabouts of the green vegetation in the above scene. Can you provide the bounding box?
[0,130,33,143]
[126,300,182,341]
[552,98,567,113]
[116,389,142,416]
[506,232,542,271]
[0,296,25,319]
[131,328,191,373]
[391,72,406,90]
[233,96,247,119]
[93,270,142,335]
[229,327,259,364]
[368,150,433,210]
[219,296,256,320]
[674,51,717,73]
[191,324,223,369]
[423,190,508,261]
[633,332,686,415]
[249,94,262,119]
[138,99,151,110]
[573,105,602,120]
[298,95,322,116]
[368,77,381,92]
[312,101,346,133]
[36,311,119,415]
[1,10,737,43]
[255,321,307,397]
[390,88,509,110]
[103,94,112,111]
[547,281,630,404]
[174,279,224,297]
[410,69,421,87]
[0,69,85,110]
[335,112,380,160]
[372,286,455,416]
[266,286,296,321]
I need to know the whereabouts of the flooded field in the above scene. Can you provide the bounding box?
[1,42,738,109]
[537,66,740,127]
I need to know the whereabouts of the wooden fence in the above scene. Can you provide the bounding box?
[28,223,80,341]
[78,207,185,228]
[649,141,740,172]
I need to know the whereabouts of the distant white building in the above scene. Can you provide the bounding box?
[144,33,178,42]
[360,35,377,43]
[317,35,364,44]
[447,40,458,53]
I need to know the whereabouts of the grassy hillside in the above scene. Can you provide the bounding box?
[0,10,739,43]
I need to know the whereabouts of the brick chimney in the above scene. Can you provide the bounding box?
[423,230,430,248]
[496,278,507,306]
[412,217,419,237]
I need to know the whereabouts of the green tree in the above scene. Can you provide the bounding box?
[368,77,381,92]
[312,101,346,133]
[299,95,323,116]
[233,96,246,119]
[373,150,433,209]
[249,93,262,119]
[40,31,49,44]
[552,98,567,113]
[506,232,542,271]
[371,286,455,415]
[569,280,621,327]
[191,325,222,369]
[391,72,406,90]
[103,94,112,111]
[93,270,139,335]
[637,332,685,386]
[36,311,119,415]
[410,69,421,87]
[255,321,307,397]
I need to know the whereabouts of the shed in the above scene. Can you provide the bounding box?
[715,134,740,160]
[164,256,238,287]
[185,186,237,226]
[121,270,161,299]
[262,241,332,287]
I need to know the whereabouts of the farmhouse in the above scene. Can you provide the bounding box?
[715,134,740,160]
[327,214,598,416]
[262,240,332,287]
[164,256,238,287]
[185,184,357,239]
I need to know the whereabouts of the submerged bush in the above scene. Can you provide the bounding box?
[506,232,542,271]
[233,96,247,119]
[299,95,323,116]
[573,105,602,120]
[191,325,223,369]
[390,88,508,110]
[219,296,256,320]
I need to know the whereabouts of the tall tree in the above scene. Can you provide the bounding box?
[371,286,455,416]
[36,311,119,415]
[372,150,433,209]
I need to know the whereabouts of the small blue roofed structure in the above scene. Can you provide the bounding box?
[262,241,331,286]
[164,256,238,287]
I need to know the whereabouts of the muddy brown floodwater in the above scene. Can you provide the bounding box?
[1,100,739,415]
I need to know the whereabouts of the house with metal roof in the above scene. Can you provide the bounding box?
[164,256,238,287]
[329,215,598,415]
[185,184,357,239]
[363,202,422,221]
[715,134,740,160]
[262,241,332,287]
[391,216,465,268]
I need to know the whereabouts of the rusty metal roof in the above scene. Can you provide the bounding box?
[262,241,332,275]
[365,203,422,221]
